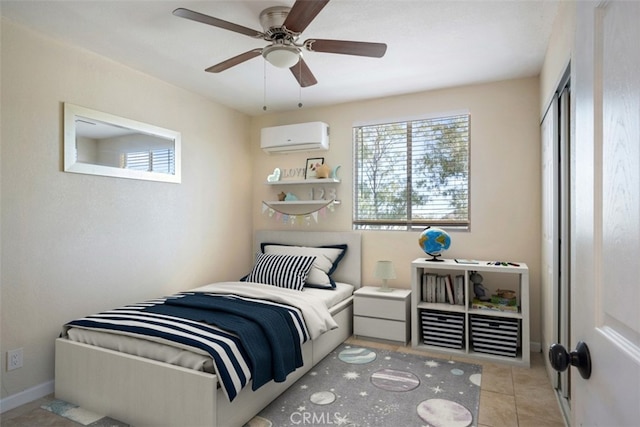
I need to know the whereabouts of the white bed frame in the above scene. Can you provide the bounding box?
[55,230,361,427]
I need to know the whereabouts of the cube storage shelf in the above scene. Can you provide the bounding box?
[411,258,530,367]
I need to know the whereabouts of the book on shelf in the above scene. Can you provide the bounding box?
[430,274,437,303]
[454,275,465,305]
[421,274,427,302]
[422,273,461,305]
[422,273,437,303]
[455,259,480,264]
[471,298,519,312]
[445,275,455,304]
[437,276,444,303]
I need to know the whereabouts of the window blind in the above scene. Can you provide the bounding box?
[123,149,175,174]
[353,114,470,230]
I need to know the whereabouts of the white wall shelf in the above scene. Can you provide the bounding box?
[264,178,340,185]
[411,258,530,367]
[265,200,341,206]
[263,179,341,215]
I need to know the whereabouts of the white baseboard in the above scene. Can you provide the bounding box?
[0,380,54,414]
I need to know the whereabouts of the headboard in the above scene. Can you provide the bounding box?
[254,230,362,289]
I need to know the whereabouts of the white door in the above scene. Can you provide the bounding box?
[570,1,640,425]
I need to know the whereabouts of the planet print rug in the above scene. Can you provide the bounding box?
[245,344,482,427]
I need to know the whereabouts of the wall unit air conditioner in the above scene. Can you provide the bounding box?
[260,122,329,153]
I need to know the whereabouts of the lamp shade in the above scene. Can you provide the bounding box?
[374,260,396,280]
[262,45,300,68]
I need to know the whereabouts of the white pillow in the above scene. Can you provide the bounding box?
[261,244,347,289]
[243,252,315,291]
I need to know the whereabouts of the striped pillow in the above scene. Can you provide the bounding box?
[261,244,347,289]
[244,253,316,291]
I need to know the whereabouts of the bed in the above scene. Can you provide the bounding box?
[54,230,361,427]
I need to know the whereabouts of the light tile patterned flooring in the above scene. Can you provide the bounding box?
[3,336,566,427]
[346,336,567,427]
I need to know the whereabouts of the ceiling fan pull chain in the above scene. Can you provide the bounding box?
[263,60,268,111]
[298,60,303,108]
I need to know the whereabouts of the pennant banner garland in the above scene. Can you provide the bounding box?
[262,200,337,226]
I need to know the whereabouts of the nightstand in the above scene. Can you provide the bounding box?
[353,286,411,344]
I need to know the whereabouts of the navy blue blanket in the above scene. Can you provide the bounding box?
[146,293,304,389]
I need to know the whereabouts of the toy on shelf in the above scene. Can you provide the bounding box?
[470,271,490,301]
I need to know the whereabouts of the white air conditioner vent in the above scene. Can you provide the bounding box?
[260,122,329,153]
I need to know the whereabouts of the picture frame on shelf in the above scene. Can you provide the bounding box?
[305,157,324,179]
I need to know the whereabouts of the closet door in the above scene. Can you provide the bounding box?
[541,95,559,383]
[542,72,571,418]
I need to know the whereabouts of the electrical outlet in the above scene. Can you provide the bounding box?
[7,348,23,371]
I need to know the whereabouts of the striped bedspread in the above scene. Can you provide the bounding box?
[62,285,332,402]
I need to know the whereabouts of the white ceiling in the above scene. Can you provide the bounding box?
[1,0,559,116]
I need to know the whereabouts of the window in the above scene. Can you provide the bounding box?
[353,114,470,230]
[122,149,175,175]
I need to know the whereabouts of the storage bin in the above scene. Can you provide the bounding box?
[421,310,465,349]
[470,315,519,357]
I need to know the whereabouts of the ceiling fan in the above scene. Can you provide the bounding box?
[173,0,387,87]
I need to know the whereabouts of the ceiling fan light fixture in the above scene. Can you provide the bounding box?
[262,45,300,68]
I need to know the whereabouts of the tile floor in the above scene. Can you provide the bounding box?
[2,336,566,427]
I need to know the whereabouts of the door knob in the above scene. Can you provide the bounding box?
[548,341,592,379]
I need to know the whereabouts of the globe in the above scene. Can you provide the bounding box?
[418,227,451,262]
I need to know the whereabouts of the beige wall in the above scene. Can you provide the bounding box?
[251,77,543,346]
[0,20,253,400]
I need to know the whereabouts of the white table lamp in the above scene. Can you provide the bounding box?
[375,260,396,292]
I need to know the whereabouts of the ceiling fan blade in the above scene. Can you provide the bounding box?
[304,39,387,58]
[289,58,318,87]
[205,49,263,73]
[173,8,263,38]
[283,0,330,33]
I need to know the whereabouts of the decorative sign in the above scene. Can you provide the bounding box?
[266,168,281,182]
[281,168,306,179]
